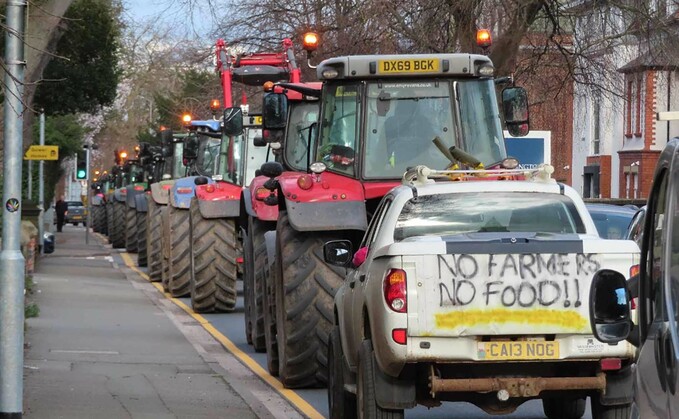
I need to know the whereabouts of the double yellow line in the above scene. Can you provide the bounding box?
[119,252,324,419]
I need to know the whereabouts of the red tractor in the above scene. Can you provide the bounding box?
[257,38,531,388]
[241,81,321,362]
[186,39,304,313]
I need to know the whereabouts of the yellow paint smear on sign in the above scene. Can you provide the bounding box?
[435,308,588,331]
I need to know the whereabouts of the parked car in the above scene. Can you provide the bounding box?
[325,169,639,419]
[626,205,646,247]
[589,138,679,419]
[585,203,637,239]
[64,201,86,226]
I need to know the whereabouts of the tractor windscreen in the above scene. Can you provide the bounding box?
[217,132,246,185]
[455,79,506,165]
[285,102,320,172]
[172,142,185,178]
[196,136,220,177]
[316,83,361,176]
[127,164,144,184]
[363,79,505,179]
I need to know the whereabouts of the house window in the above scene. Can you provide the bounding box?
[592,99,601,155]
[626,80,633,137]
[635,74,642,136]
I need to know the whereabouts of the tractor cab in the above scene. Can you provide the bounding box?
[217,108,268,186]
[265,54,529,184]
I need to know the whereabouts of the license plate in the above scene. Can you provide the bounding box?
[244,115,262,127]
[378,59,439,74]
[72,215,82,219]
[477,341,559,361]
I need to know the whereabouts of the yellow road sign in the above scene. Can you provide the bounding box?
[24,145,59,160]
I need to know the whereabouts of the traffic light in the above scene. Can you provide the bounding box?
[75,160,87,180]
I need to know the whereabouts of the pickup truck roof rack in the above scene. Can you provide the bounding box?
[402,164,555,186]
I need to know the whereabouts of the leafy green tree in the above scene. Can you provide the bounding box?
[33,0,121,116]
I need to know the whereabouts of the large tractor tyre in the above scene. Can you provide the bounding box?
[96,206,105,234]
[242,226,254,345]
[100,205,108,236]
[189,200,237,312]
[264,257,279,376]
[136,211,148,267]
[167,205,191,297]
[275,210,344,388]
[125,207,138,253]
[91,207,101,233]
[160,206,171,291]
[250,218,268,352]
[110,201,126,249]
[106,201,114,243]
[147,199,163,282]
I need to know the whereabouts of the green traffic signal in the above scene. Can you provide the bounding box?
[76,161,87,180]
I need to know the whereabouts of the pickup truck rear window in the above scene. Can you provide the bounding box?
[395,192,585,241]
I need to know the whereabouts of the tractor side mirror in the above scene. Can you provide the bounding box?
[589,269,631,344]
[183,136,199,162]
[160,128,173,147]
[262,93,288,130]
[502,86,530,137]
[223,107,244,136]
[323,240,353,267]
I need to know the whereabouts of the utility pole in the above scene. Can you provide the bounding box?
[85,146,90,244]
[0,1,27,417]
[27,160,32,199]
[38,111,45,254]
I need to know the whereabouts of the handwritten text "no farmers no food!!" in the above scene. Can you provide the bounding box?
[437,253,601,309]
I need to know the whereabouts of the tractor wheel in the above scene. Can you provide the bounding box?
[250,218,268,352]
[96,206,105,234]
[125,207,138,253]
[275,210,344,388]
[110,201,126,249]
[147,198,163,282]
[91,207,100,233]
[167,205,191,297]
[160,206,171,291]
[101,204,108,235]
[264,240,279,376]
[136,211,147,267]
[189,199,237,312]
[243,223,254,345]
[106,201,114,242]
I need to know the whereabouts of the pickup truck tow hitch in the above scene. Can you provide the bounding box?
[428,365,606,399]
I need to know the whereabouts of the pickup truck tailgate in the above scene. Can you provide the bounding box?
[405,237,639,338]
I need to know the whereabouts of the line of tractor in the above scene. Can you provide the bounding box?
[89,31,530,392]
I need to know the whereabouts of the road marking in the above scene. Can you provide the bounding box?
[50,350,119,355]
[119,252,324,419]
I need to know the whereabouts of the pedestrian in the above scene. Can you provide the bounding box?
[55,196,67,232]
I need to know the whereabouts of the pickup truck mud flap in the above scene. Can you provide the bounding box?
[600,364,633,405]
[375,364,416,410]
[428,366,606,399]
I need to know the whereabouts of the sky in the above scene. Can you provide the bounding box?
[123,0,216,39]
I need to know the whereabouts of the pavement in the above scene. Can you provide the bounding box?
[23,225,300,419]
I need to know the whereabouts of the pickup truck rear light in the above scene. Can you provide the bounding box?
[600,358,622,371]
[177,187,193,194]
[392,328,407,345]
[384,269,407,313]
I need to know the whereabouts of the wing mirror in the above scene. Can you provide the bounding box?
[262,92,288,130]
[183,136,199,162]
[323,240,353,267]
[223,107,244,136]
[502,86,530,137]
[589,269,632,344]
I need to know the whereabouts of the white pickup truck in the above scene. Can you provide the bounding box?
[323,167,640,419]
